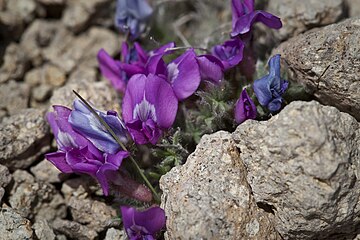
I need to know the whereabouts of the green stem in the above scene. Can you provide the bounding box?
[72,90,161,203]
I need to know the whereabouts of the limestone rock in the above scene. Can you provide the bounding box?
[52,219,98,240]
[0,205,33,239]
[0,188,5,204]
[68,193,117,232]
[160,131,281,239]
[62,0,113,33]
[0,43,29,83]
[68,66,97,84]
[233,101,360,240]
[104,228,126,240]
[0,164,11,188]
[346,0,360,17]
[43,27,118,73]
[50,79,120,113]
[273,18,360,120]
[0,108,50,170]
[30,160,63,183]
[33,219,56,240]
[267,0,345,41]
[20,20,68,67]
[0,80,30,119]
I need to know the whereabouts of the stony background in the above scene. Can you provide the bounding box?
[0,0,359,239]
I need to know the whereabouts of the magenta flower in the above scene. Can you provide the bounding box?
[45,105,129,196]
[211,38,245,71]
[122,74,178,145]
[196,55,224,85]
[235,89,257,124]
[253,54,289,112]
[146,49,201,100]
[121,206,166,240]
[98,42,175,93]
[230,0,282,38]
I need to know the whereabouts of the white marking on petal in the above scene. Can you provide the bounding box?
[167,62,179,83]
[57,131,77,148]
[133,95,157,122]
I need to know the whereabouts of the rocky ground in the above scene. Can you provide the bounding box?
[0,0,359,239]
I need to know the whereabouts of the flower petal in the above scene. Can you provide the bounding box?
[235,89,257,124]
[231,10,282,37]
[96,163,119,196]
[253,75,272,106]
[105,151,129,168]
[168,49,201,100]
[231,0,254,29]
[45,152,73,173]
[196,55,224,84]
[144,74,178,128]
[97,49,126,93]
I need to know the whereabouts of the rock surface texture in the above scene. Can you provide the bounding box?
[233,101,360,240]
[0,205,33,239]
[267,0,344,41]
[273,17,360,120]
[160,131,281,240]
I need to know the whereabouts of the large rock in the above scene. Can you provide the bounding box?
[160,131,281,239]
[0,43,29,83]
[62,0,113,33]
[9,170,66,221]
[0,164,11,188]
[32,219,56,240]
[0,80,30,119]
[267,0,344,41]
[50,79,120,112]
[233,101,360,240]
[0,108,50,170]
[43,27,118,73]
[273,18,360,120]
[52,219,98,240]
[0,205,33,239]
[346,0,360,17]
[68,192,117,233]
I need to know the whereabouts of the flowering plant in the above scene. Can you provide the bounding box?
[44,0,304,238]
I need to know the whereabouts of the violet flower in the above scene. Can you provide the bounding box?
[115,0,153,39]
[146,49,201,100]
[230,0,282,38]
[121,206,166,240]
[196,55,224,85]
[122,74,178,145]
[211,38,245,71]
[98,42,175,93]
[45,105,129,196]
[253,54,288,112]
[235,89,257,124]
[68,99,128,154]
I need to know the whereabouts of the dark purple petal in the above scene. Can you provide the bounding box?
[267,97,283,112]
[105,151,129,168]
[238,46,256,80]
[212,38,244,70]
[96,163,119,196]
[134,42,149,64]
[121,206,166,237]
[45,152,73,173]
[97,49,126,93]
[196,55,224,84]
[144,74,178,128]
[235,89,257,124]
[231,0,254,29]
[150,42,176,56]
[168,49,201,100]
[231,10,282,37]
[121,42,129,62]
[146,53,168,76]
[126,118,162,145]
[269,54,281,77]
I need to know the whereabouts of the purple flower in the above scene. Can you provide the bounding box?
[196,55,224,85]
[98,42,175,93]
[230,0,282,38]
[211,38,245,71]
[122,74,178,145]
[121,206,166,240]
[45,105,129,196]
[115,0,153,39]
[235,89,257,124]
[68,99,128,154]
[147,49,201,100]
[253,54,288,112]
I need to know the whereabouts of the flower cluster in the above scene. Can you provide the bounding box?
[44,0,290,239]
